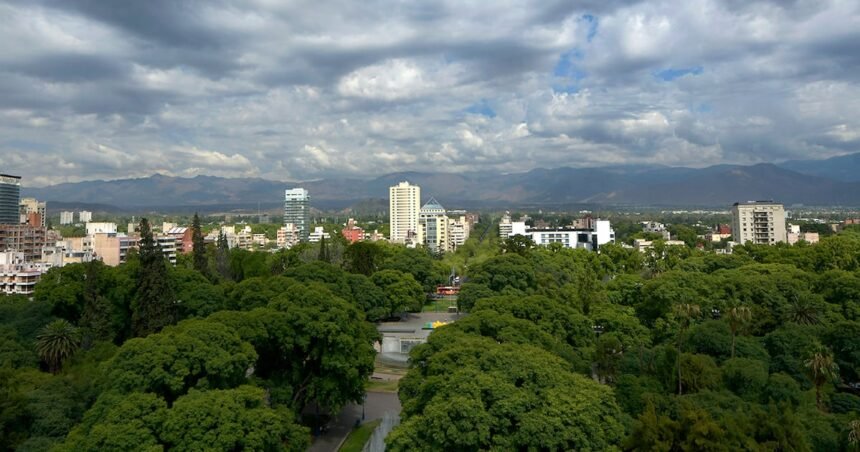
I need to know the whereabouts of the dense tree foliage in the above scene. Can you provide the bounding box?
[387,227,860,451]
[5,220,860,450]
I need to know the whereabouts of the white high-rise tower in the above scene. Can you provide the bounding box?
[389,181,421,244]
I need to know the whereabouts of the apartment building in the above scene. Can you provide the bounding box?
[731,201,787,245]
[389,181,420,244]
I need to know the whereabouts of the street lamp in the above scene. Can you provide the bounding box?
[592,324,604,337]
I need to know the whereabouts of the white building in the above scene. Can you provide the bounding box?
[86,222,117,235]
[419,198,448,253]
[0,251,41,295]
[60,211,74,225]
[389,181,421,244]
[641,221,666,233]
[502,220,616,251]
[731,201,787,245]
[78,211,92,223]
[499,212,513,238]
[308,226,331,243]
[448,215,471,250]
[277,224,300,249]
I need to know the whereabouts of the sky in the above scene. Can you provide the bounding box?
[1,0,859,186]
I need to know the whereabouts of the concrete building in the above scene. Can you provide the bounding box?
[277,224,300,249]
[787,224,820,245]
[308,226,331,243]
[342,218,365,244]
[389,181,421,244]
[448,215,470,250]
[0,174,21,225]
[641,221,666,233]
[78,211,92,223]
[502,219,616,251]
[419,198,448,253]
[60,211,75,225]
[0,252,41,295]
[731,201,787,245]
[86,222,117,235]
[0,224,46,262]
[19,198,46,228]
[499,212,513,238]
[284,188,310,242]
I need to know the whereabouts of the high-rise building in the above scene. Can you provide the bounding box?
[389,181,420,244]
[19,198,46,228]
[731,201,787,245]
[284,188,310,242]
[0,174,21,225]
[78,211,92,223]
[419,198,449,253]
[60,211,75,225]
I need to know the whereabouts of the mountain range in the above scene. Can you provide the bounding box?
[21,152,860,211]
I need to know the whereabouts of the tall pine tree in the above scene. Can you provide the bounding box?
[216,230,231,280]
[191,212,207,274]
[79,259,113,346]
[132,218,177,337]
[318,235,329,263]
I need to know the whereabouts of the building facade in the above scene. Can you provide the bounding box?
[731,201,787,245]
[0,224,46,262]
[419,198,448,253]
[0,175,21,225]
[389,181,421,244]
[78,211,92,223]
[284,188,310,242]
[502,219,615,251]
[342,218,365,243]
[19,198,46,228]
[277,224,300,249]
[60,211,74,225]
[0,252,40,295]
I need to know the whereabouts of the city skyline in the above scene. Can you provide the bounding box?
[1,1,858,186]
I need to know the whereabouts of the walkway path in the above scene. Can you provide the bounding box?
[307,391,401,452]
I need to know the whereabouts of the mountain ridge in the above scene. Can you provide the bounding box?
[21,153,860,209]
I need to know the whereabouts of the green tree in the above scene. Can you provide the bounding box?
[317,235,329,263]
[35,320,81,374]
[216,230,231,280]
[805,350,840,411]
[104,320,256,402]
[849,419,859,450]
[674,303,701,395]
[79,260,113,345]
[500,234,535,256]
[191,212,207,275]
[371,269,425,316]
[160,386,308,451]
[343,241,383,276]
[726,305,752,358]
[131,218,177,337]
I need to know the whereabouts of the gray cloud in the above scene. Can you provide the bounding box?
[0,0,859,186]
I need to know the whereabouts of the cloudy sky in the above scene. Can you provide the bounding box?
[1,0,859,186]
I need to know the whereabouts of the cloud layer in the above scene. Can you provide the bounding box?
[1,0,859,186]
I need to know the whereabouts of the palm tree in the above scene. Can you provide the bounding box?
[673,303,701,395]
[788,295,819,326]
[35,320,81,374]
[805,350,839,411]
[849,419,859,450]
[726,305,752,358]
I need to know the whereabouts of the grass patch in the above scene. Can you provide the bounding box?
[421,299,458,313]
[339,419,381,452]
[366,379,399,393]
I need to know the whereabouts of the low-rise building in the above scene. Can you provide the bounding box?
[342,218,365,244]
[502,219,615,251]
[787,224,820,245]
[308,226,331,243]
[277,224,300,249]
[0,252,41,295]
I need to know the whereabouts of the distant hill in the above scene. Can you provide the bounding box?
[778,152,860,182]
[22,153,860,210]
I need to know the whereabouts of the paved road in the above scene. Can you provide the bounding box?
[308,391,401,452]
